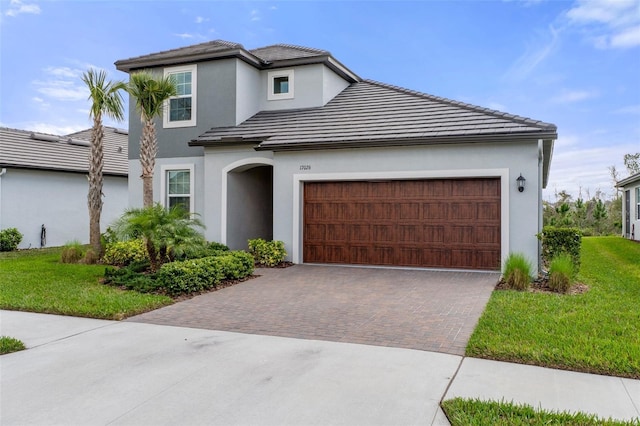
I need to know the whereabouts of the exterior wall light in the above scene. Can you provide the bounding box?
[517,174,526,192]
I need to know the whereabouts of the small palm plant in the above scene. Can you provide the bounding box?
[548,253,575,293]
[503,253,533,291]
[112,204,205,272]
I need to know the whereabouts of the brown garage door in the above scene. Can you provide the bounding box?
[303,178,501,270]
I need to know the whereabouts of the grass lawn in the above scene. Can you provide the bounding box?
[0,336,26,355]
[441,398,638,426]
[467,236,640,379]
[0,248,172,320]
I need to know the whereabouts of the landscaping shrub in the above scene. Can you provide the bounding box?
[215,251,255,279]
[83,248,99,265]
[176,240,230,261]
[103,239,148,266]
[60,241,85,264]
[502,253,533,291]
[537,226,582,271]
[0,228,22,252]
[548,253,575,293]
[248,238,287,267]
[103,265,163,293]
[156,257,225,296]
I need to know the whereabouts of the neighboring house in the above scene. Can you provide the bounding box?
[618,172,640,241]
[0,126,128,248]
[115,40,556,272]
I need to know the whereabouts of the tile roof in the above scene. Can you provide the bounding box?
[0,126,128,176]
[249,44,329,62]
[193,79,557,150]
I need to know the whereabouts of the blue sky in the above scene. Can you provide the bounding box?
[1,0,638,200]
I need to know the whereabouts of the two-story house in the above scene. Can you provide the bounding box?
[115,40,556,273]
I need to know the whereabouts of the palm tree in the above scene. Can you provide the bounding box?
[127,71,177,207]
[113,203,205,272]
[81,69,126,257]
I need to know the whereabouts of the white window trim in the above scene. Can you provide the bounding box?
[161,164,195,213]
[636,187,640,220]
[267,69,294,101]
[163,64,197,128]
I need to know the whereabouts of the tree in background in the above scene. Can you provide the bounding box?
[82,69,126,258]
[624,153,640,175]
[127,71,177,207]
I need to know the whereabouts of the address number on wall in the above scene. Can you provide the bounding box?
[299,165,311,170]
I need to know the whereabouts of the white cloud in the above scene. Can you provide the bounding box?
[250,9,261,21]
[487,102,507,112]
[32,96,50,109]
[44,66,81,78]
[195,16,208,24]
[505,25,560,81]
[551,89,598,103]
[174,33,194,39]
[5,0,41,17]
[23,122,87,136]
[566,0,640,49]
[613,104,640,114]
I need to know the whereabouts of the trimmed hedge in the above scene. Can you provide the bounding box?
[248,238,287,267]
[156,250,254,296]
[103,239,148,266]
[537,226,582,271]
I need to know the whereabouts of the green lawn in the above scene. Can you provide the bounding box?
[0,248,172,320]
[441,398,639,426]
[0,336,26,355]
[467,236,640,378]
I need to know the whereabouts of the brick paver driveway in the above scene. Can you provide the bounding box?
[129,265,499,355]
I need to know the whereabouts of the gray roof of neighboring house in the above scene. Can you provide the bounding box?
[114,40,360,82]
[617,172,640,187]
[0,126,128,176]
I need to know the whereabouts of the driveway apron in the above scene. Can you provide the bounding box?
[129,264,499,355]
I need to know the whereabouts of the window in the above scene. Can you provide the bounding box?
[163,64,197,128]
[636,187,640,220]
[268,69,294,100]
[161,164,194,213]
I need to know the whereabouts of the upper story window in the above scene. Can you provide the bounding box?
[636,187,640,220]
[268,69,294,101]
[163,64,197,128]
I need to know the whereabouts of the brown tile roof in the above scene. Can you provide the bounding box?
[0,126,128,176]
[192,79,557,150]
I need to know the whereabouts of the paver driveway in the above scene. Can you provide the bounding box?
[129,265,499,355]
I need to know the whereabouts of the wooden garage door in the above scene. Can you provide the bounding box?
[303,178,501,270]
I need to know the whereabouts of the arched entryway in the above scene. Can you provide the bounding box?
[223,158,274,251]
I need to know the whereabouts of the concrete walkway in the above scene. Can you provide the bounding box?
[2,310,639,425]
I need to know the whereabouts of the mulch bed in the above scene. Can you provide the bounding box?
[495,275,589,295]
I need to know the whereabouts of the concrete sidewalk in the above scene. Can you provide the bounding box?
[2,310,639,425]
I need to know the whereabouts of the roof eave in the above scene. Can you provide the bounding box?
[617,172,640,187]
[115,48,263,73]
[0,163,127,177]
[253,131,558,152]
[264,54,359,82]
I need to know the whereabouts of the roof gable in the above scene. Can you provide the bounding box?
[0,127,128,176]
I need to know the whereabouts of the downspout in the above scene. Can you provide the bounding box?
[537,140,544,273]
[0,168,6,229]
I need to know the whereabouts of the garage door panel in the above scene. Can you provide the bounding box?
[303,179,501,270]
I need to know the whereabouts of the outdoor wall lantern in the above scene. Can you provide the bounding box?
[517,174,526,192]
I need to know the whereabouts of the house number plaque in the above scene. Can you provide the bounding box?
[299,165,311,170]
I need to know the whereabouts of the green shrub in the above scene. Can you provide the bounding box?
[0,228,23,252]
[215,251,255,279]
[248,238,287,267]
[103,265,162,294]
[60,241,85,264]
[83,248,99,265]
[537,226,582,271]
[548,253,575,293]
[502,253,533,291]
[177,241,230,261]
[103,239,148,266]
[156,257,225,296]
